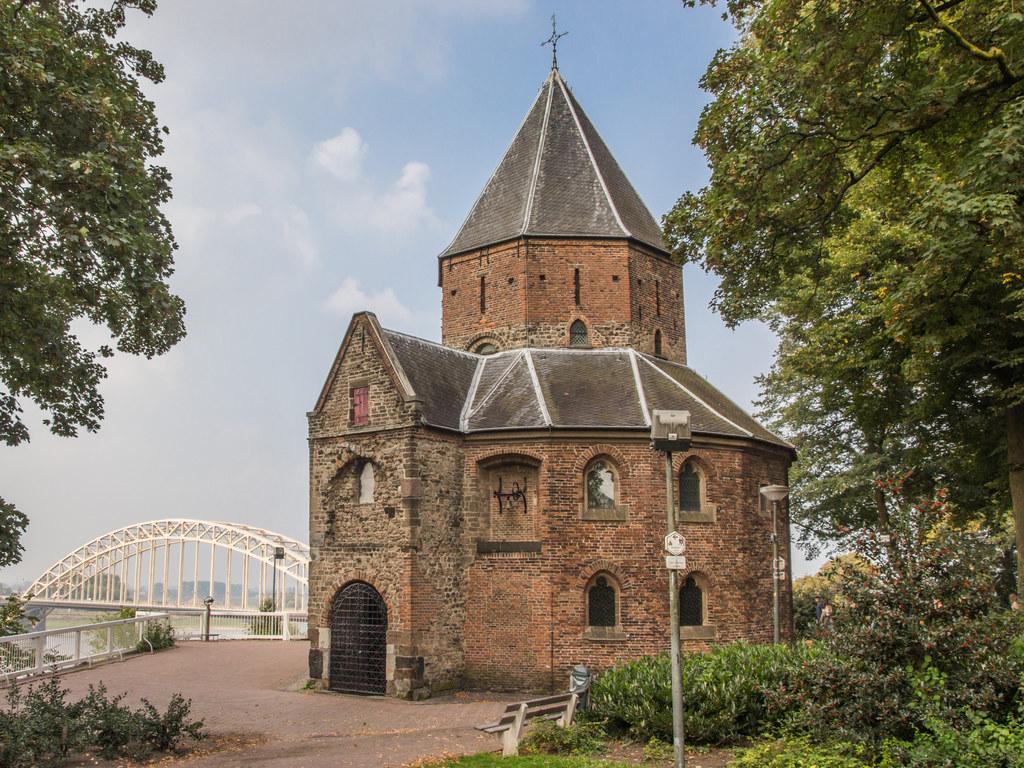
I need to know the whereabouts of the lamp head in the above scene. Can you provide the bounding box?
[759,484,790,503]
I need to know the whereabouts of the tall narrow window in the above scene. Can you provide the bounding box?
[587,575,617,627]
[574,267,581,306]
[586,460,617,510]
[654,330,663,357]
[679,462,701,512]
[480,276,486,314]
[655,280,660,316]
[570,320,588,347]
[350,386,369,426]
[680,576,704,626]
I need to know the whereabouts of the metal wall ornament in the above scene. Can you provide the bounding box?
[493,476,528,513]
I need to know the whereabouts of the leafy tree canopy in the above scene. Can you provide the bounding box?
[0,0,184,565]
[669,1,1024,580]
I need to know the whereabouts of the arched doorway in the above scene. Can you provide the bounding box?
[329,582,387,695]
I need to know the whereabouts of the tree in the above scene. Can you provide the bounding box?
[0,0,184,565]
[668,1,1024,585]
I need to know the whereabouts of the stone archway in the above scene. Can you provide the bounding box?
[329,581,388,695]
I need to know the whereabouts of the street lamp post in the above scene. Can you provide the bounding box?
[271,546,285,612]
[759,484,789,644]
[652,410,692,768]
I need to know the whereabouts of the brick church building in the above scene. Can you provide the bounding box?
[306,65,794,698]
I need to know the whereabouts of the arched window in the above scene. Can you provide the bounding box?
[570,320,588,347]
[587,574,617,627]
[585,460,616,510]
[475,342,497,355]
[358,462,375,504]
[680,575,704,626]
[654,330,663,357]
[679,462,701,512]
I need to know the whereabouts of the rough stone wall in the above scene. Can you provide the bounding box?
[439,237,685,361]
[307,315,468,697]
[461,435,792,691]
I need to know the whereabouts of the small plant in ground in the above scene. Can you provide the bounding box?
[519,720,606,756]
[138,618,175,652]
[732,738,873,768]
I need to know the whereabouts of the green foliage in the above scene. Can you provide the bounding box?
[732,739,873,768]
[419,756,634,768]
[0,594,35,637]
[670,0,1024,570]
[519,720,606,756]
[0,0,186,562]
[884,711,1024,767]
[589,641,809,744]
[0,676,204,767]
[772,481,1024,745]
[640,737,673,762]
[137,618,174,652]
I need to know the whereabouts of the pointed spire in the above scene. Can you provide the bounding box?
[440,69,667,258]
[541,14,568,71]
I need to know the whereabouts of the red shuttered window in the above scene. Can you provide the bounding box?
[350,386,369,426]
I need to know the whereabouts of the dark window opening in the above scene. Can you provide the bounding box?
[350,386,369,426]
[475,342,498,355]
[588,575,616,627]
[655,280,661,316]
[679,463,701,512]
[680,576,704,626]
[480,276,486,313]
[570,320,588,347]
[654,330,663,357]
[574,267,581,306]
[612,275,620,283]
[539,274,546,282]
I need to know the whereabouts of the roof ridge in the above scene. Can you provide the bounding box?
[523,350,553,426]
[628,349,651,427]
[460,355,487,431]
[382,328,479,358]
[438,80,549,258]
[465,352,526,421]
[554,71,628,237]
[647,355,793,447]
[637,355,752,438]
[522,72,555,235]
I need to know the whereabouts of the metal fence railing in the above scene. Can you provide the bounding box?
[170,611,308,641]
[0,613,171,680]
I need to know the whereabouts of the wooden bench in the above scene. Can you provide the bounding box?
[476,692,578,756]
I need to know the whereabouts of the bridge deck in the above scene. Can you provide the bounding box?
[58,641,508,767]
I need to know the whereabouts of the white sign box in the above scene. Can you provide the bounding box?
[664,555,687,570]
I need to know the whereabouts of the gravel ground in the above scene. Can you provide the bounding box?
[56,641,508,767]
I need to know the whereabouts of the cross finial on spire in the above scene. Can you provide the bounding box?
[541,14,568,70]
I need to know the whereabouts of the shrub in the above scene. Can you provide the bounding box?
[772,480,1024,745]
[519,720,606,756]
[882,711,1024,768]
[138,619,174,652]
[0,676,204,767]
[588,641,809,744]
[732,738,873,768]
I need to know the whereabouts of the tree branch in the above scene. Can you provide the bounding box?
[917,0,1020,84]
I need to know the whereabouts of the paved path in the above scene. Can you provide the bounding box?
[58,641,507,767]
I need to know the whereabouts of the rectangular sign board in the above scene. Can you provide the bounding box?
[664,555,687,570]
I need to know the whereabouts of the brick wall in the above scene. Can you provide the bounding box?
[439,237,686,363]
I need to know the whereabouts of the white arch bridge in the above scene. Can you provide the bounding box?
[25,520,309,614]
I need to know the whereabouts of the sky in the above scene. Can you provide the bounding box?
[0,0,828,587]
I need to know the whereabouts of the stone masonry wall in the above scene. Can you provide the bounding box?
[439,237,686,363]
[461,434,792,691]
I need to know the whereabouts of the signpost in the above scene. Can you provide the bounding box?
[651,410,691,768]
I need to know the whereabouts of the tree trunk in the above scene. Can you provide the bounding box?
[1009,404,1024,597]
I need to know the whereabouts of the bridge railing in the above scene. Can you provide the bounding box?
[0,613,170,680]
[169,611,308,641]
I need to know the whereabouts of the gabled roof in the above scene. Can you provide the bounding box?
[369,327,791,450]
[440,68,668,258]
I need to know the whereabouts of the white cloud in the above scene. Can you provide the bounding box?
[312,128,367,182]
[323,277,415,327]
[279,207,319,270]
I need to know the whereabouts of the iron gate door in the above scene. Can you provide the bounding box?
[329,582,387,695]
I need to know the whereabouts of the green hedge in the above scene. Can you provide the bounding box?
[587,642,810,745]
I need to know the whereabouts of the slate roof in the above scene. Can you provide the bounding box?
[440,68,668,258]
[379,329,791,449]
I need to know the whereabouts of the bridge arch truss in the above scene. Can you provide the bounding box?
[26,520,309,612]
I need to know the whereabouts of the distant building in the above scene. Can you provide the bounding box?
[307,65,794,698]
